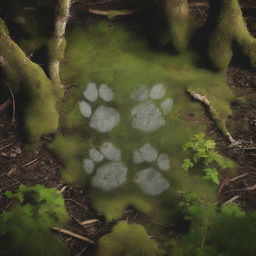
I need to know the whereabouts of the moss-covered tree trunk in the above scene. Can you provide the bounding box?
[208,0,256,70]
[0,22,59,142]
[0,0,71,143]
[162,0,194,52]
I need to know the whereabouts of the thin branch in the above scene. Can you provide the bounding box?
[88,8,140,17]
[187,89,235,143]
[51,227,95,244]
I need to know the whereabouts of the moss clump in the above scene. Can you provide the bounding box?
[162,0,195,52]
[49,133,87,184]
[0,184,69,256]
[208,0,256,70]
[95,221,164,256]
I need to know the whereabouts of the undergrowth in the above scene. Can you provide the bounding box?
[0,184,69,256]
[181,133,234,185]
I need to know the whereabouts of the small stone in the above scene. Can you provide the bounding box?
[134,168,170,196]
[90,105,120,133]
[79,101,92,118]
[83,159,95,174]
[89,148,104,163]
[131,101,165,132]
[92,161,127,191]
[150,84,166,99]
[157,153,170,171]
[160,98,173,115]
[99,142,121,161]
[83,82,98,102]
[99,84,114,102]
[130,85,149,101]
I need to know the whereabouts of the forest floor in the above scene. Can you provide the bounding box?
[1,0,256,255]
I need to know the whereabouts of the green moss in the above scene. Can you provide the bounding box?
[49,133,87,184]
[0,18,9,35]
[48,38,67,63]
[0,184,69,256]
[50,23,237,222]
[95,221,164,256]
[208,0,256,70]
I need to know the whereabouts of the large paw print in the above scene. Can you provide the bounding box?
[83,142,127,191]
[133,143,170,196]
[79,83,120,133]
[131,84,173,132]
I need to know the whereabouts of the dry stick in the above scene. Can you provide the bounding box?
[22,158,40,168]
[51,227,95,244]
[223,195,240,205]
[187,89,235,143]
[88,8,140,16]
[80,219,99,226]
[230,172,248,182]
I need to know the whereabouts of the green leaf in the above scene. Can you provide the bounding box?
[181,159,194,171]
[4,190,13,198]
[202,168,219,185]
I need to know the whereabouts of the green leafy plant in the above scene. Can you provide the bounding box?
[173,204,256,256]
[181,133,233,185]
[0,184,69,256]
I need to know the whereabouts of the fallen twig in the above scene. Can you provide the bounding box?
[80,219,99,226]
[51,227,94,244]
[187,89,235,143]
[22,158,40,168]
[223,195,240,205]
[230,173,248,182]
[88,8,140,17]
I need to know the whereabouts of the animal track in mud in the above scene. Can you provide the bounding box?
[79,82,120,133]
[131,84,174,132]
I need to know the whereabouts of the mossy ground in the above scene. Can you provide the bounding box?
[49,22,237,221]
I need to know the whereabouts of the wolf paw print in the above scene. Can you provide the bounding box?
[133,143,170,196]
[83,142,127,191]
[79,82,120,133]
[131,84,173,132]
